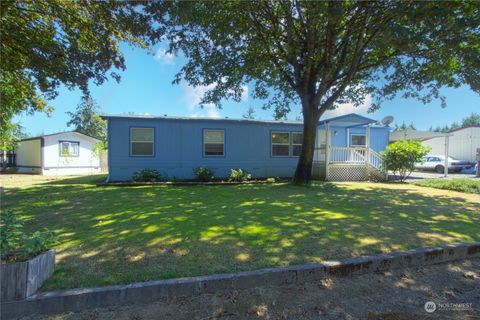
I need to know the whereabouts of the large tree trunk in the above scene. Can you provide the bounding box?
[293,105,322,185]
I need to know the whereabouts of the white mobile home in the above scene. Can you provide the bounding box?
[421,126,480,163]
[15,131,101,175]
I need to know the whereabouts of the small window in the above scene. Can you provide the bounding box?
[131,128,154,156]
[351,134,366,147]
[271,132,290,157]
[204,129,225,156]
[59,141,79,157]
[292,132,303,156]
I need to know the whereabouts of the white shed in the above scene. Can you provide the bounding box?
[421,126,480,163]
[15,131,102,175]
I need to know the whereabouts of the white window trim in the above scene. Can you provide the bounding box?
[130,127,155,157]
[351,134,366,147]
[271,131,291,157]
[203,129,225,157]
[292,132,303,157]
[59,141,79,157]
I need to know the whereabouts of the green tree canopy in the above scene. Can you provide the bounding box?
[149,1,480,183]
[66,97,107,142]
[0,0,153,126]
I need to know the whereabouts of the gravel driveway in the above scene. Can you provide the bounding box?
[392,171,479,182]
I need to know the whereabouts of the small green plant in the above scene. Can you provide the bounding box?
[0,209,23,253]
[132,168,162,182]
[194,167,215,182]
[228,168,252,182]
[382,140,430,182]
[0,210,57,262]
[266,177,276,183]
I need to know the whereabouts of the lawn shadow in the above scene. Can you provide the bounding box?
[2,176,479,290]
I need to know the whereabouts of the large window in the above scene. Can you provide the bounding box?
[203,129,225,156]
[131,128,154,156]
[59,141,79,157]
[292,132,303,156]
[351,134,366,147]
[271,132,290,157]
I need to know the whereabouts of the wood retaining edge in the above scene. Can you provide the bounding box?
[2,242,479,318]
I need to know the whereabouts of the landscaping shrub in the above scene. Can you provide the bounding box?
[0,210,57,262]
[228,168,252,182]
[382,140,430,182]
[132,168,162,182]
[414,178,480,194]
[194,166,215,182]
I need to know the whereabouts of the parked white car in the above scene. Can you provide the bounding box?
[415,155,473,173]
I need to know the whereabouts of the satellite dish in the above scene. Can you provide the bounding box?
[381,116,394,126]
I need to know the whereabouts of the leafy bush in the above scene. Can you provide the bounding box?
[132,168,162,182]
[0,210,57,262]
[382,140,430,182]
[228,168,252,182]
[194,166,215,182]
[414,178,480,194]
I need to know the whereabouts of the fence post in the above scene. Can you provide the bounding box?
[325,122,330,181]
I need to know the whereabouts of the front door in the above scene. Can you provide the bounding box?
[313,129,327,162]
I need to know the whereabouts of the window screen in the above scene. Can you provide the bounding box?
[131,128,154,156]
[204,129,225,156]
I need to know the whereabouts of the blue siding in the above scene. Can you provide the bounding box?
[108,118,304,181]
[107,117,391,181]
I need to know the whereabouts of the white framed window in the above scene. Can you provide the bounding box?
[203,129,225,156]
[351,134,366,147]
[292,132,303,157]
[271,132,290,157]
[59,141,79,157]
[131,127,154,156]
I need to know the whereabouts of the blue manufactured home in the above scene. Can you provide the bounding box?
[103,113,390,181]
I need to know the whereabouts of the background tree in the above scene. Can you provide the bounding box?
[0,122,25,171]
[242,107,256,119]
[394,122,417,131]
[67,97,107,142]
[431,112,480,132]
[0,0,153,128]
[148,1,480,183]
[461,112,480,127]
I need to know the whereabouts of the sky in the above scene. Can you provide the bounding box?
[16,44,480,137]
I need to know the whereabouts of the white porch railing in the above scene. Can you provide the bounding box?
[329,147,366,163]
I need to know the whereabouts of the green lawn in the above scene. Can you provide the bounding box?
[2,174,479,291]
[414,178,480,194]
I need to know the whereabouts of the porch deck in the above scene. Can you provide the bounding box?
[313,146,387,181]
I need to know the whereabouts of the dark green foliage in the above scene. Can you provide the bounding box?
[132,169,163,182]
[0,0,154,126]
[148,1,480,184]
[414,178,480,194]
[66,97,107,142]
[228,169,252,182]
[0,210,57,262]
[194,167,215,182]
